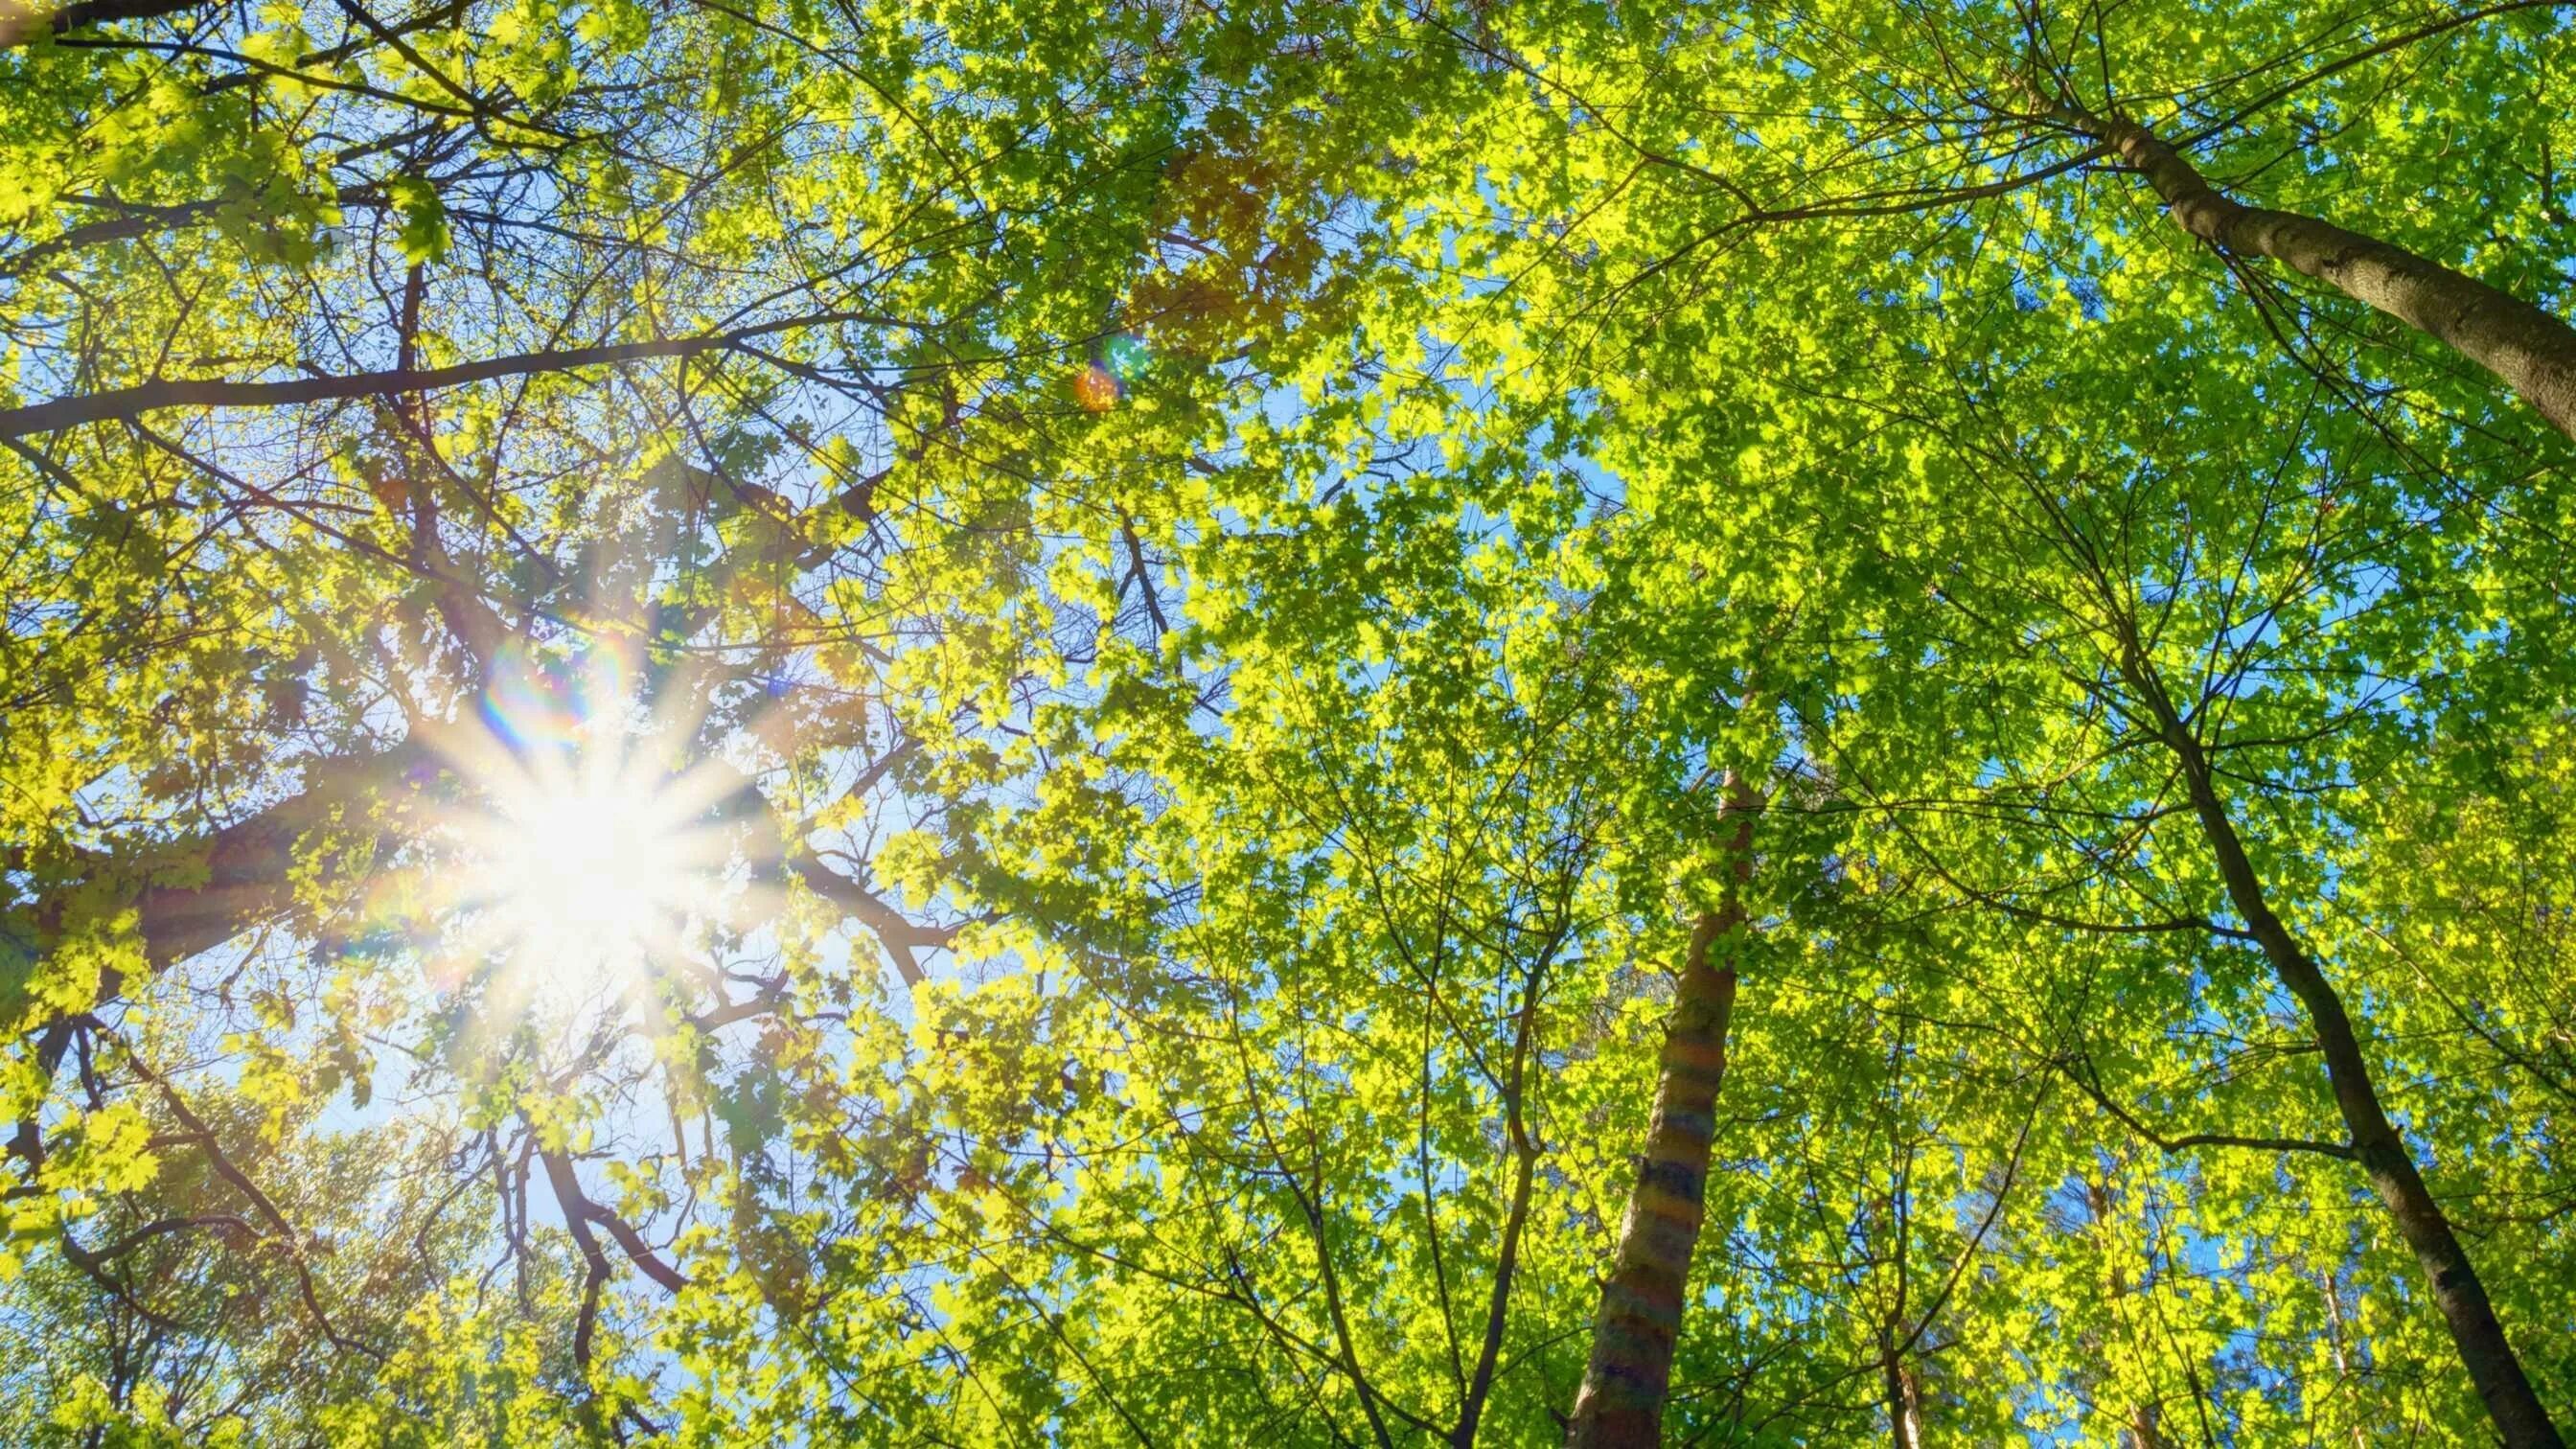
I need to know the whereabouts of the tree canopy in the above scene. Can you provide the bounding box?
[5,0,2576,1443]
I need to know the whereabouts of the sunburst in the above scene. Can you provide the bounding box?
[427,638,747,1008]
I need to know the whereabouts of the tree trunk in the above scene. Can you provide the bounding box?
[1884,1349,1924,1449]
[2065,104,2576,443]
[1565,784,1757,1448]
[2121,646,2564,1448]
[2319,1270,2375,1449]
[5,743,438,1174]
[2088,1178,2167,1449]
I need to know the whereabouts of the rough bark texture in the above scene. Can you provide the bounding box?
[1565,786,1757,1448]
[2072,104,2576,443]
[2123,650,2564,1449]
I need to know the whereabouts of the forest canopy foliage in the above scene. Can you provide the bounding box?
[5,0,2576,1442]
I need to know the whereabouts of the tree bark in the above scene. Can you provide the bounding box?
[1884,1350,1923,1449]
[1566,783,1757,1448]
[2120,645,2564,1448]
[0,0,211,48]
[2063,104,2576,443]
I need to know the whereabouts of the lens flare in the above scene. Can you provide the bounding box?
[1073,364,1122,412]
[1100,333,1150,383]
[1073,334,1151,412]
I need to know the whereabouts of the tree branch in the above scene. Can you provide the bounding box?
[0,311,910,438]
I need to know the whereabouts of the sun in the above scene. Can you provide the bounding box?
[483,772,697,984]
[432,639,741,1003]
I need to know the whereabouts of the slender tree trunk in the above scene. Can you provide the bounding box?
[1566,784,1757,1447]
[2062,104,2576,442]
[2319,1271,2374,1449]
[2120,645,2564,1448]
[1883,1346,1923,1449]
[2087,1178,2165,1449]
